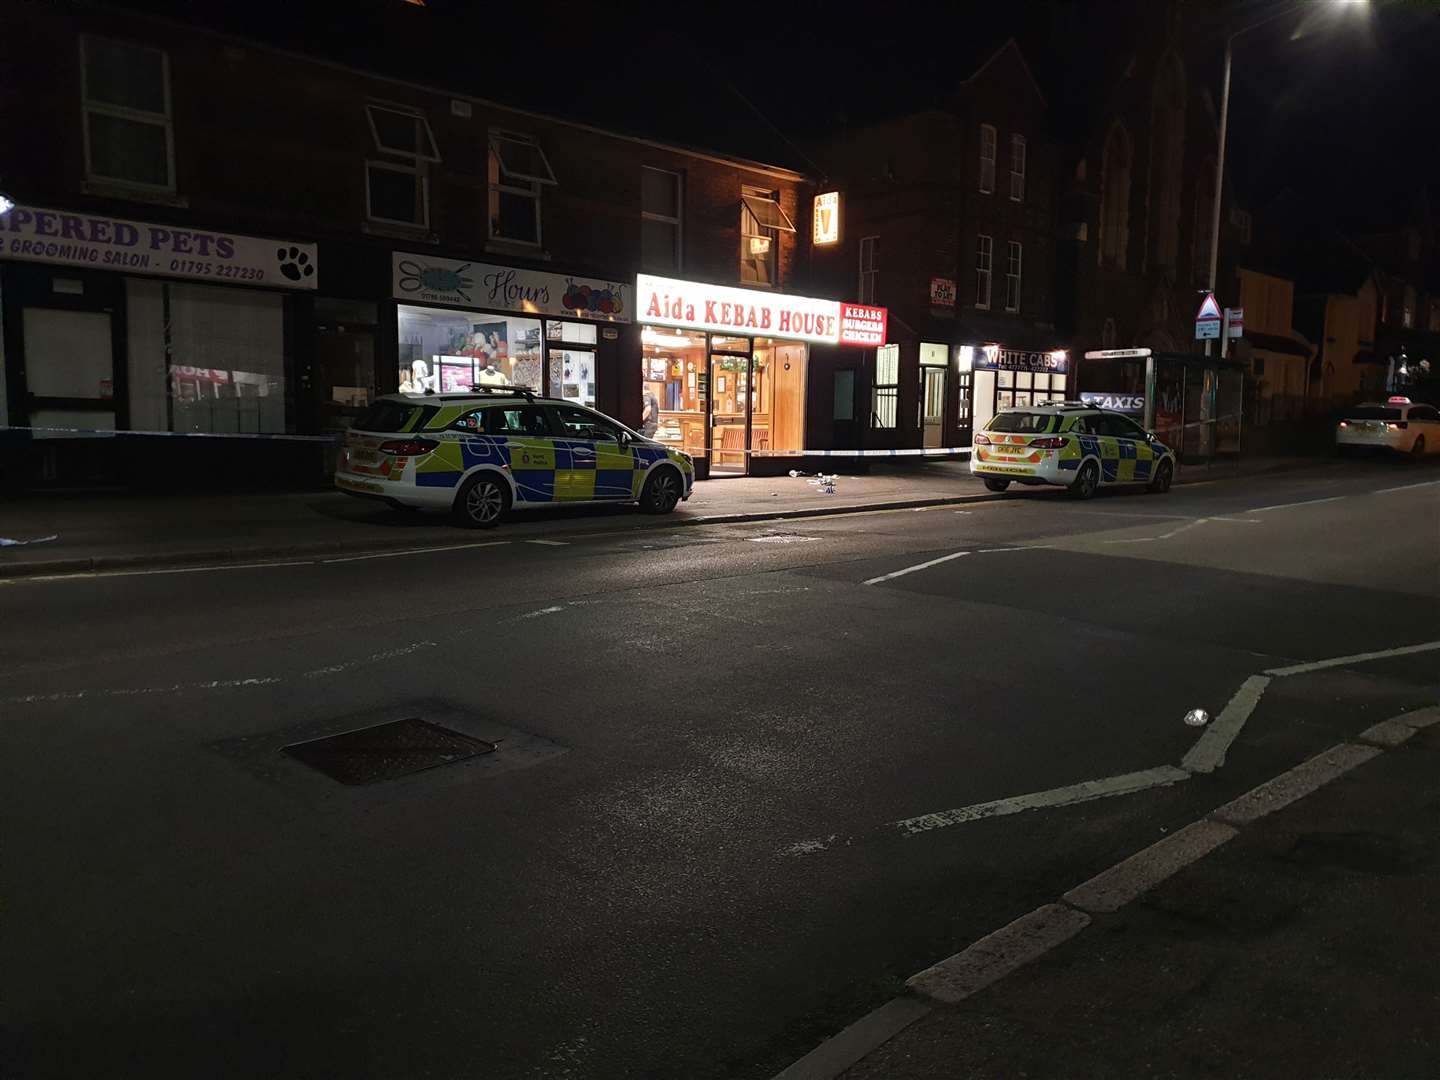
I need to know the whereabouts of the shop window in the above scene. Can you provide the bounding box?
[364,104,438,229]
[396,304,541,394]
[80,35,174,192]
[979,124,997,194]
[1005,242,1022,313]
[547,320,598,409]
[833,370,855,421]
[859,235,879,305]
[872,343,899,429]
[641,167,683,272]
[126,279,287,434]
[975,234,993,309]
[1009,134,1026,202]
[740,186,795,286]
[640,327,706,454]
[489,131,557,247]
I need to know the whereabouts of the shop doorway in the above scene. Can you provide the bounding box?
[22,306,117,436]
[921,366,946,448]
[709,341,750,475]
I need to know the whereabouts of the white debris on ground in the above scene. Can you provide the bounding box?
[0,534,59,547]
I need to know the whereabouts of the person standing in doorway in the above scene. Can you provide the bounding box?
[641,388,661,438]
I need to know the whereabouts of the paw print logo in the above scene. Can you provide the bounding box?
[276,246,314,282]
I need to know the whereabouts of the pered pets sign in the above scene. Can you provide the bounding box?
[0,204,317,289]
[392,251,630,322]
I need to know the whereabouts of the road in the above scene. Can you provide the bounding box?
[3,461,1437,1079]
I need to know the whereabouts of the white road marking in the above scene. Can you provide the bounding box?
[863,549,970,585]
[782,835,838,856]
[1264,639,1440,677]
[301,641,436,678]
[891,765,1191,836]
[516,605,566,620]
[526,539,569,546]
[1062,818,1237,913]
[1249,495,1348,513]
[1371,478,1440,495]
[974,545,1054,553]
[747,534,819,544]
[1180,674,1271,774]
[906,904,1092,1005]
[3,676,283,705]
[1104,517,1210,544]
[322,541,509,563]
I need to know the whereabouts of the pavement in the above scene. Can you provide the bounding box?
[0,454,1326,577]
[2,457,1436,1079]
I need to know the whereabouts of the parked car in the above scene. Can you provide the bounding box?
[972,401,1176,499]
[336,387,694,526]
[1336,397,1440,458]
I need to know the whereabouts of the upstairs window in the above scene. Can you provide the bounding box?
[740,186,795,286]
[489,131,557,247]
[858,235,879,304]
[979,123,997,194]
[975,234,993,309]
[1005,241,1023,312]
[80,35,174,191]
[365,104,440,229]
[1009,135,1026,202]
[641,167,683,272]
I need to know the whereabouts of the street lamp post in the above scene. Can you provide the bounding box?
[1204,0,1367,358]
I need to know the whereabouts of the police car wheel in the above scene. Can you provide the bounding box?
[983,478,1011,492]
[1147,459,1174,493]
[1068,461,1100,500]
[454,475,509,528]
[640,467,682,514]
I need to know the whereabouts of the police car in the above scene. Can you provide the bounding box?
[335,387,694,527]
[971,401,1176,499]
[1336,397,1440,458]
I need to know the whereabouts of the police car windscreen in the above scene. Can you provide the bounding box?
[1345,406,1402,421]
[985,412,1059,434]
[356,401,437,432]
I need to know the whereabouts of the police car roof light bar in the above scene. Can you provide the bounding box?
[466,385,535,400]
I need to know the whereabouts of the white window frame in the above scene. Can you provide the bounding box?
[365,104,441,162]
[859,235,879,305]
[979,123,997,195]
[741,185,790,286]
[1005,241,1022,312]
[640,166,684,272]
[872,343,899,429]
[975,234,993,309]
[1009,134,1026,202]
[488,130,555,248]
[365,159,430,229]
[79,35,176,193]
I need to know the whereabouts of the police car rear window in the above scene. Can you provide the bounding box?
[355,401,436,433]
[1346,407,1401,421]
[985,412,1059,434]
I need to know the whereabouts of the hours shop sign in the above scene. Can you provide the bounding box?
[392,252,630,322]
[0,205,317,289]
[636,273,888,348]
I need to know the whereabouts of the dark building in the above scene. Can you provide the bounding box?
[809,39,1067,454]
[0,0,884,486]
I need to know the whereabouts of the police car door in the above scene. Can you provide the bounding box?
[1104,413,1154,484]
[492,404,559,504]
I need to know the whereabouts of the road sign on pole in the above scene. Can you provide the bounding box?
[1224,307,1244,338]
[1196,292,1222,341]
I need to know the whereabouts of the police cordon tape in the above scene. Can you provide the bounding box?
[3,425,972,457]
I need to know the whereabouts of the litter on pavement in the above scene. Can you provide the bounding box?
[0,534,59,547]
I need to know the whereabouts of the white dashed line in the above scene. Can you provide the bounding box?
[1371,478,1440,495]
[1263,638,1440,677]
[526,539,570,546]
[863,549,970,585]
[1248,495,1348,513]
[322,541,510,563]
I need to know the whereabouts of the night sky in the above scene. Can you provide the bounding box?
[121,0,1440,224]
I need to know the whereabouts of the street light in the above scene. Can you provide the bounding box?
[1205,0,1369,356]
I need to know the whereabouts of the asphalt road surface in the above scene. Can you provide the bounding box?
[3,461,1438,1079]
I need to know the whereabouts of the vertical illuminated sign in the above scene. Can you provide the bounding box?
[812,191,840,245]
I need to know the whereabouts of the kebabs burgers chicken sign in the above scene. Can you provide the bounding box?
[636,274,887,347]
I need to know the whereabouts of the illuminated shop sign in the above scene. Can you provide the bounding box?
[635,274,887,348]
[812,191,840,245]
[393,251,629,322]
[1079,391,1145,414]
[973,346,1069,372]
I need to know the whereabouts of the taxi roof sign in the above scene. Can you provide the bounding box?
[1388,395,1412,404]
[1196,293,1223,321]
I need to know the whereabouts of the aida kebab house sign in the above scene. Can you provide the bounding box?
[635,274,887,347]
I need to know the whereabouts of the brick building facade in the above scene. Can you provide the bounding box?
[1,0,877,486]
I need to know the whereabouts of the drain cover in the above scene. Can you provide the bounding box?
[283,717,496,785]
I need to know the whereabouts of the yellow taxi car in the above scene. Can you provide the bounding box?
[971,401,1176,499]
[335,388,694,527]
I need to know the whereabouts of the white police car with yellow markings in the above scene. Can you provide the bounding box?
[971,401,1176,499]
[335,387,694,527]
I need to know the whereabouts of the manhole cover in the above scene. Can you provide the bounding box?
[283,717,496,786]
